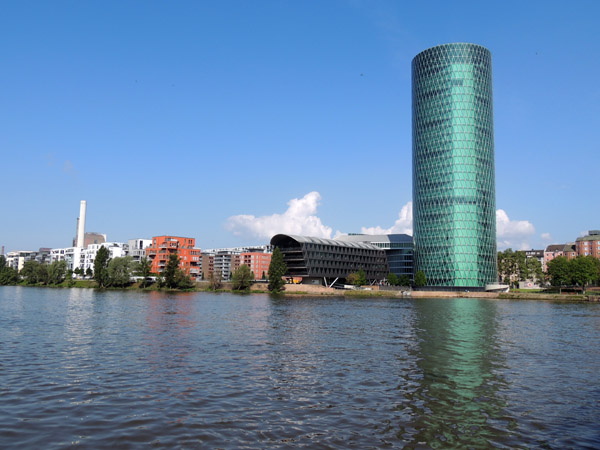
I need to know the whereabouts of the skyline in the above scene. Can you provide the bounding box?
[2,1,599,252]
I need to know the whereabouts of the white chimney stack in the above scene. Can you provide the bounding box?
[76,200,87,248]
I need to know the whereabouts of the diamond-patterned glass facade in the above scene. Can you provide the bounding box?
[412,43,497,288]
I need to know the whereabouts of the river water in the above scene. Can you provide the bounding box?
[0,286,599,449]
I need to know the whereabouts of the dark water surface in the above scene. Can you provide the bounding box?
[1,287,599,449]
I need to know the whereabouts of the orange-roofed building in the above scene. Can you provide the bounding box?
[146,236,201,279]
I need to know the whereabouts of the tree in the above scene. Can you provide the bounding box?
[164,253,180,289]
[134,257,153,288]
[94,246,111,288]
[571,256,600,291]
[387,273,399,286]
[0,256,19,285]
[268,247,287,292]
[20,261,46,285]
[208,270,222,290]
[85,267,93,278]
[547,256,571,292]
[48,260,67,285]
[414,270,427,288]
[261,271,266,280]
[107,256,133,287]
[398,275,412,287]
[174,270,195,289]
[232,264,254,291]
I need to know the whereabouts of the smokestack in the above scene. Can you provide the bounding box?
[76,200,87,248]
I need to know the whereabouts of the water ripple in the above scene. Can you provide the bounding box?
[1,287,599,448]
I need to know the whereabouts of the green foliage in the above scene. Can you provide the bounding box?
[571,256,600,289]
[85,267,93,278]
[174,270,195,290]
[547,256,572,287]
[107,256,133,287]
[94,246,111,288]
[48,260,67,285]
[387,273,399,286]
[498,249,544,287]
[134,257,153,287]
[0,256,19,285]
[261,271,266,280]
[414,270,427,288]
[64,269,75,287]
[398,275,412,287]
[232,264,254,291]
[268,247,287,292]
[164,253,181,289]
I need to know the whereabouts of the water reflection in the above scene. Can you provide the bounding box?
[404,298,512,448]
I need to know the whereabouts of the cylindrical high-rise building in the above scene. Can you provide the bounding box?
[412,43,497,289]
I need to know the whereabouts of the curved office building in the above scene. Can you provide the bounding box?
[412,43,497,288]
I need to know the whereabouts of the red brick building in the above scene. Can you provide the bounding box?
[241,252,271,280]
[576,230,600,258]
[146,236,201,279]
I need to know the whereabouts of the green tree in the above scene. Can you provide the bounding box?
[174,270,195,289]
[0,256,19,285]
[357,268,367,286]
[164,253,180,289]
[208,270,222,290]
[20,261,43,285]
[547,256,571,292]
[387,272,399,286]
[134,257,153,288]
[94,246,111,288]
[571,256,600,291]
[65,269,75,287]
[261,271,266,280]
[85,267,93,278]
[268,247,287,293]
[48,260,67,285]
[398,275,411,287]
[414,270,427,288]
[232,264,254,291]
[107,256,133,287]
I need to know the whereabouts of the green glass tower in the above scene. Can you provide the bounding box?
[412,43,497,288]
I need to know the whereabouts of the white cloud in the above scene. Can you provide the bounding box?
[225,191,332,240]
[541,232,552,241]
[496,209,535,250]
[360,201,413,235]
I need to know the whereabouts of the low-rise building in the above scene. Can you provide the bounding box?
[270,234,389,285]
[241,251,271,280]
[336,234,414,281]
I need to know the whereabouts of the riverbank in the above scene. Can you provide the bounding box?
[4,280,596,301]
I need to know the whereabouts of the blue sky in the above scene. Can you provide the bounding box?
[1,0,598,252]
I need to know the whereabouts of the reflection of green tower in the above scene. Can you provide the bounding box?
[412,43,497,288]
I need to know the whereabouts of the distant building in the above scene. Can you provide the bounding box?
[270,234,389,285]
[145,236,201,279]
[84,233,107,248]
[50,247,82,271]
[81,242,127,273]
[336,234,414,280]
[201,245,271,280]
[127,239,152,263]
[544,244,565,271]
[524,249,544,271]
[563,243,577,260]
[5,251,35,271]
[576,230,600,258]
[241,251,272,280]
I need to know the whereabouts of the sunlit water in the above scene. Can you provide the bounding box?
[1,286,599,448]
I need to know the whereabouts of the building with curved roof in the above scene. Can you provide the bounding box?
[270,234,389,285]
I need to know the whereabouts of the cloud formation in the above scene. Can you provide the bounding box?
[361,202,413,235]
[226,191,333,240]
[496,209,535,250]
